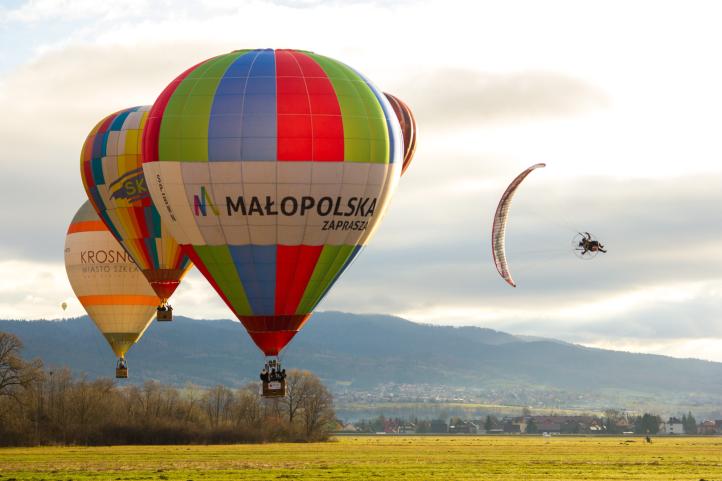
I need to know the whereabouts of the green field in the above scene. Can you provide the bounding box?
[2,436,722,480]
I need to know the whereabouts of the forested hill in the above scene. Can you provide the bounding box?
[2,312,722,398]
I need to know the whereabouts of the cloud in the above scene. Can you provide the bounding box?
[0,43,217,261]
[0,260,74,319]
[398,69,609,128]
[583,338,722,363]
[320,173,722,352]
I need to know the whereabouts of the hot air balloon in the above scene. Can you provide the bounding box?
[492,163,546,287]
[142,49,403,395]
[61,302,68,311]
[64,201,160,378]
[81,106,192,321]
[384,93,416,176]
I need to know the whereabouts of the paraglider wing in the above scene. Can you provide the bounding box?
[491,163,546,287]
[384,93,416,176]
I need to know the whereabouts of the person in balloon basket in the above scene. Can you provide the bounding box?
[260,364,287,383]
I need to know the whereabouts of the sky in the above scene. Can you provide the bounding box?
[2,0,722,361]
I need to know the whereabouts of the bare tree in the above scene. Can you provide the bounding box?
[0,332,42,401]
[300,375,334,440]
[0,337,338,445]
[233,385,263,428]
[204,384,233,428]
[282,369,312,424]
[280,370,334,440]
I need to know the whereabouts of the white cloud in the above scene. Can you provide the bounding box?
[582,338,722,364]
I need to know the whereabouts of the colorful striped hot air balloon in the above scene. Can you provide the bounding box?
[81,106,192,320]
[384,93,416,176]
[64,201,159,378]
[142,49,403,365]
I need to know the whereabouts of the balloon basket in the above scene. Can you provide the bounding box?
[262,378,286,398]
[115,367,128,379]
[157,305,173,322]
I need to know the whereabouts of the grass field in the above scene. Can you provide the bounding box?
[1,436,722,480]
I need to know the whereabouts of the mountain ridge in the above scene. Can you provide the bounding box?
[2,312,721,403]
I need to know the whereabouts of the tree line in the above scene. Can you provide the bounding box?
[0,332,335,446]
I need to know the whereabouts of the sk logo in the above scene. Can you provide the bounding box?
[109,168,148,204]
[194,186,219,216]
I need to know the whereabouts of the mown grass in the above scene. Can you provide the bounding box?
[1,436,722,480]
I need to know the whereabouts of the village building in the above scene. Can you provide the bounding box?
[664,417,684,435]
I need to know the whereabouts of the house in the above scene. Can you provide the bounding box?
[589,421,604,433]
[715,420,722,433]
[665,417,684,435]
[383,419,400,433]
[699,420,717,435]
[398,423,416,434]
[538,422,561,433]
[449,421,478,434]
[614,417,631,432]
[533,417,562,434]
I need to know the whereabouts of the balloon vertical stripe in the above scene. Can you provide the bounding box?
[191,244,252,314]
[275,245,323,315]
[276,50,344,162]
[309,244,363,313]
[305,52,391,164]
[144,59,216,164]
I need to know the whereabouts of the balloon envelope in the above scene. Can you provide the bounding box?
[64,201,159,357]
[81,106,192,303]
[384,93,416,176]
[143,49,403,355]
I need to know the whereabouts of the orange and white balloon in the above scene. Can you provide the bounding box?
[64,201,159,360]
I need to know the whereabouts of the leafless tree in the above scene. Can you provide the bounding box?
[0,332,42,401]
[300,375,334,440]
[279,370,334,440]
[282,369,311,424]
[233,385,263,428]
[0,332,337,446]
[204,384,233,428]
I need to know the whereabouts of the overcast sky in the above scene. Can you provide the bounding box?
[3,0,722,361]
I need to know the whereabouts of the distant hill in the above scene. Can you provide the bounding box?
[3,312,722,405]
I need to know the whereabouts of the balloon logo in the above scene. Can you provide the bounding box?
[142,49,403,356]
